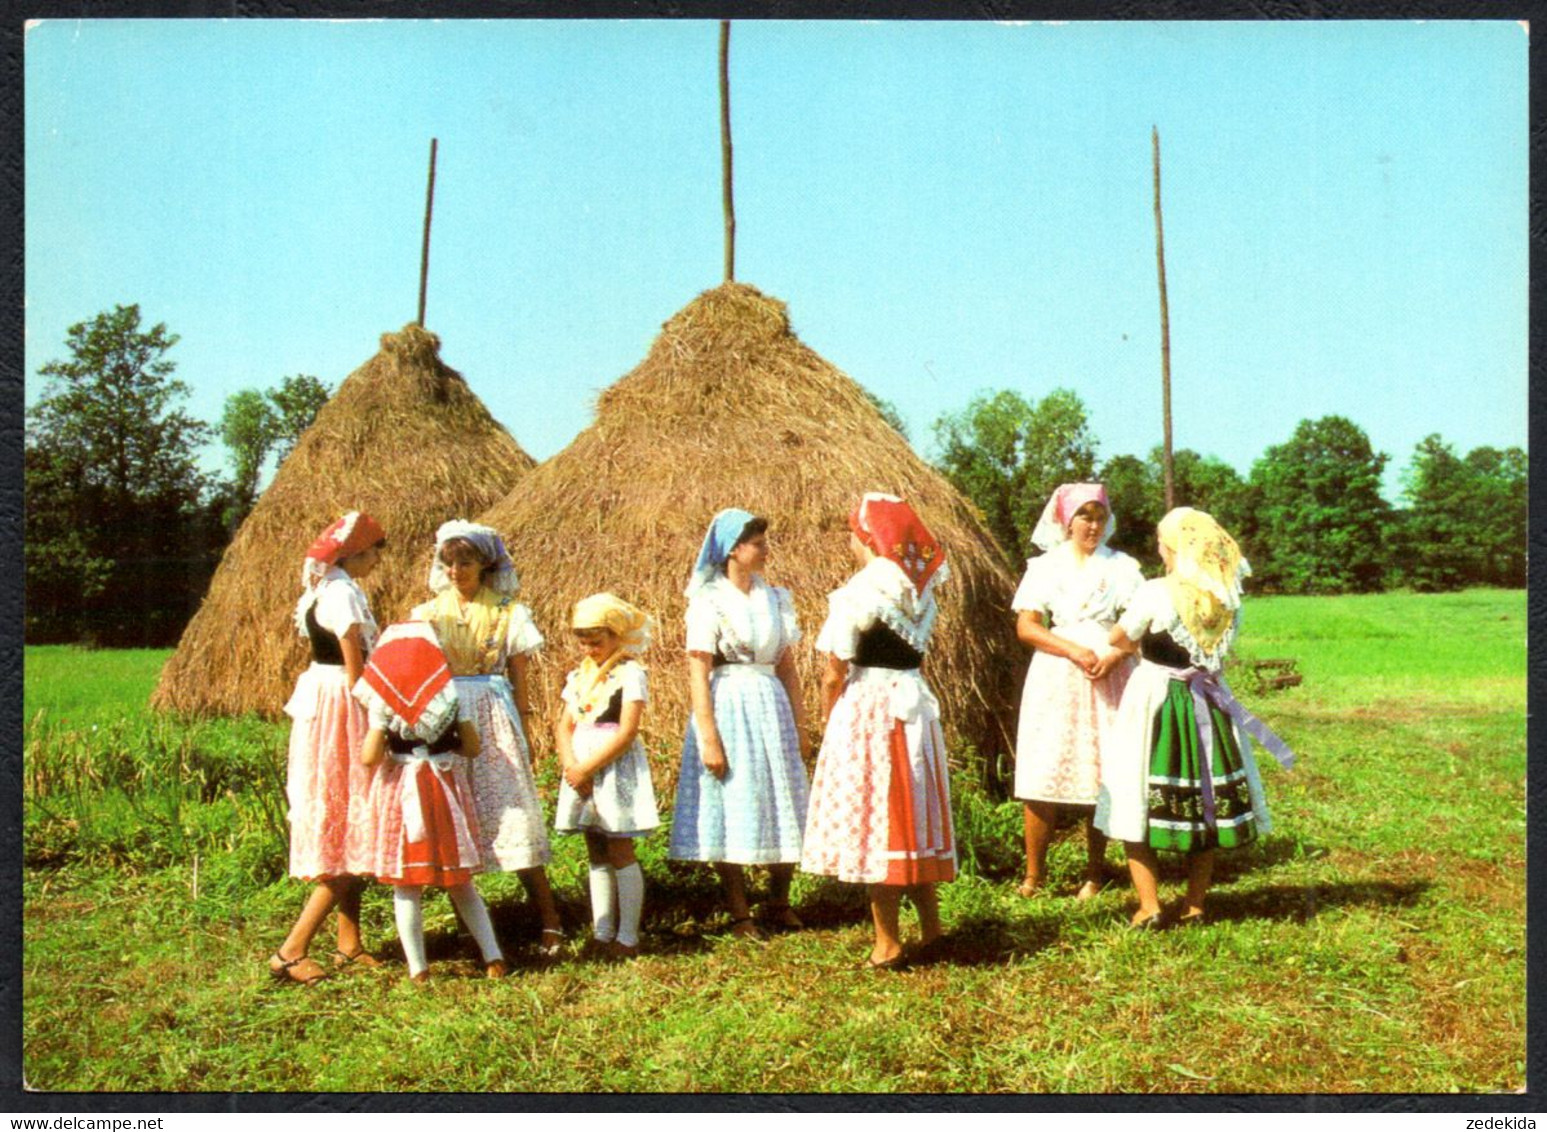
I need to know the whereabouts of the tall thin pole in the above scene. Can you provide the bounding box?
[719,21,736,283]
[418,137,439,327]
[1153,126,1175,511]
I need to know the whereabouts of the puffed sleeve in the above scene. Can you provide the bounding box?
[559,669,579,710]
[814,585,867,661]
[620,662,649,704]
[1118,578,1166,642]
[773,586,801,646]
[1110,552,1145,613]
[684,592,720,655]
[409,598,435,622]
[314,576,372,640]
[1010,557,1051,616]
[505,602,544,657]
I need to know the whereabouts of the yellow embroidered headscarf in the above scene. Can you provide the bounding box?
[570,593,652,711]
[1157,507,1250,657]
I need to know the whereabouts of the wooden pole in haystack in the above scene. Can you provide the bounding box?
[1153,125,1175,511]
[719,21,736,282]
[417,137,439,327]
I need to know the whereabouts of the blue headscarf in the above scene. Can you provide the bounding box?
[685,508,757,597]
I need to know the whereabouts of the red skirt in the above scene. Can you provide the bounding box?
[370,756,482,888]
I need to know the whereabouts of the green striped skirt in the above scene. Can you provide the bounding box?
[1146,680,1262,853]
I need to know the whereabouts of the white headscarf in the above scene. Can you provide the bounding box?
[427,520,519,596]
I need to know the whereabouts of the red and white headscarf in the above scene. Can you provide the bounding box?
[300,511,386,591]
[354,621,459,744]
[850,492,946,596]
[1030,483,1116,552]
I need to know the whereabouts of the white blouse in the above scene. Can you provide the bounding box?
[1012,544,1143,629]
[684,576,799,666]
[1117,577,1240,673]
[815,557,938,661]
[309,569,379,653]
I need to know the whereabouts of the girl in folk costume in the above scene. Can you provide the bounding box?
[670,510,811,940]
[270,511,387,985]
[1012,483,1144,899]
[802,494,956,970]
[411,521,565,956]
[554,594,657,960]
[356,622,507,982]
[1092,508,1295,928]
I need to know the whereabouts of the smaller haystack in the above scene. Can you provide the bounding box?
[478,284,1022,797]
[153,324,535,719]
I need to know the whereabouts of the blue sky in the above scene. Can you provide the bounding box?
[25,18,1528,502]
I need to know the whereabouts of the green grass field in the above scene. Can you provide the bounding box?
[21,590,1526,1092]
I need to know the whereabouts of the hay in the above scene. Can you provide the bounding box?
[152,324,535,719]
[476,283,1023,797]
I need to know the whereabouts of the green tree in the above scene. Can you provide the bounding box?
[1100,447,1247,572]
[25,304,216,644]
[1099,453,1162,568]
[219,390,277,523]
[218,374,330,527]
[1464,445,1527,587]
[1246,415,1391,594]
[266,374,330,464]
[932,388,1097,562]
[1395,437,1527,590]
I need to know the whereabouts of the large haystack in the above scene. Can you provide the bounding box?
[153,324,535,718]
[477,283,1022,794]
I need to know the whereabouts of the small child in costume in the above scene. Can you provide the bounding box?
[553,594,657,960]
[356,621,508,982]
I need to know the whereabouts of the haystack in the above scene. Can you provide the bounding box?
[477,283,1022,794]
[152,324,535,718]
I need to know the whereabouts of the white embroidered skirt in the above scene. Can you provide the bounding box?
[1013,620,1132,806]
[555,722,660,838]
[457,674,553,872]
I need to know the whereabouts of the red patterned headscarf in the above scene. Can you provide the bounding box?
[849,493,945,594]
[356,621,458,742]
[301,511,386,590]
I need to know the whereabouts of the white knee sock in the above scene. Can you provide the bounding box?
[447,883,504,964]
[614,861,644,948]
[393,886,427,975]
[588,863,618,942]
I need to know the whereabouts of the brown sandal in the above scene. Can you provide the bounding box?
[485,959,510,979]
[269,952,328,986]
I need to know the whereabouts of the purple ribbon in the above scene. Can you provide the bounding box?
[1181,668,1296,832]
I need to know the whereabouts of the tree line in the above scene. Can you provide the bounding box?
[25,305,329,646]
[23,305,1526,648]
[932,389,1526,592]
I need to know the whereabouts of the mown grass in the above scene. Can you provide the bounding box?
[21,590,1526,1093]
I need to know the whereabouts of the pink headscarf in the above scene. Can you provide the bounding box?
[1030,483,1116,552]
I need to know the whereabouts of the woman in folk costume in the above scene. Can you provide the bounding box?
[356,622,507,982]
[270,511,387,986]
[1092,507,1295,928]
[802,493,955,970]
[411,520,564,956]
[1012,483,1144,899]
[669,509,811,940]
[554,594,658,960]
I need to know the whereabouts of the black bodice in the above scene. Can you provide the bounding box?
[386,724,460,755]
[305,602,345,665]
[594,687,626,726]
[854,622,923,670]
[1137,629,1192,668]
